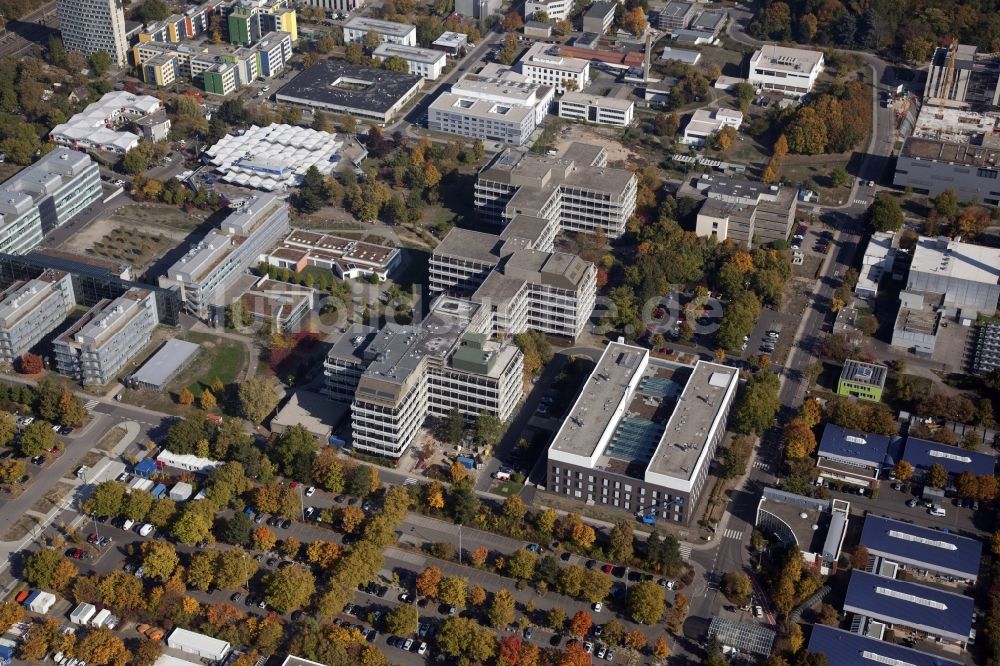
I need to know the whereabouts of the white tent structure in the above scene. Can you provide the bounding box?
[167,628,231,661]
[205,124,344,192]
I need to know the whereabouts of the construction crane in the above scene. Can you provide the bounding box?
[938,38,960,115]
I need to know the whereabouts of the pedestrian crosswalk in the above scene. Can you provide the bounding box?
[403,478,417,486]
[723,528,743,540]
[753,460,770,471]
[854,199,869,206]
[678,544,692,560]
[84,400,99,411]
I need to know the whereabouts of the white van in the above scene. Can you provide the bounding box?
[493,469,511,481]
[121,519,134,531]
[929,505,946,517]
[138,523,154,537]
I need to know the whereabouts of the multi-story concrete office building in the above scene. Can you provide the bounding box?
[53,288,159,385]
[681,107,743,145]
[924,43,1000,109]
[856,231,895,299]
[0,270,76,365]
[329,296,523,457]
[658,0,696,30]
[343,17,416,45]
[518,42,589,93]
[456,0,500,20]
[430,222,597,340]
[546,342,739,525]
[903,236,1000,317]
[523,0,571,21]
[263,228,401,281]
[748,45,824,98]
[372,43,446,80]
[274,59,422,125]
[893,134,1000,204]
[557,92,634,127]
[475,142,638,239]
[682,174,797,246]
[159,195,290,321]
[56,0,129,66]
[582,1,615,33]
[432,32,468,55]
[428,70,553,146]
[0,149,101,256]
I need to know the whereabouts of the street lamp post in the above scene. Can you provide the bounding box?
[458,522,462,566]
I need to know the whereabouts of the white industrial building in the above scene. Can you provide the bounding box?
[0,148,102,256]
[523,0,572,21]
[748,45,824,98]
[53,288,159,386]
[546,342,739,525]
[159,195,290,320]
[372,43,446,80]
[428,70,553,146]
[204,123,343,191]
[681,107,743,145]
[855,231,895,299]
[0,270,76,365]
[167,628,232,661]
[557,92,634,127]
[905,236,1000,318]
[518,42,590,94]
[50,91,165,154]
[342,17,416,45]
[69,603,97,625]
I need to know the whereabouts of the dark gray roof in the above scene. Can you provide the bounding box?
[275,60,422,113]
[808,626,962,666]
[843,570,975,643]
[860,514,982,580]
[817,424,894,468]
[585,1,615,17]
[903,437,996,477]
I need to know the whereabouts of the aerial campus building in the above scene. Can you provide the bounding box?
[815,423,894,490]
[754,487,850,574]
[556,92,635,128]
[204,123,343,191]
[747,45,824,98]
[808,625,962,666]
[50,92,166,154]
[836,359,887,402]
[428,69,553,146]
[474,142,638,239]
[0,149,102,256]
[372,43,446,80]
[342,17,416,46]
[518,42,590,94]
[324,296,524,458]
[859,514,982,584]
[429,224,596,341]
[924,43,1000,109]
[275,60,423,125]
[680,108,743,146]
[159,195,290,321]
[56,0,129,66]
[0,270,76,365]
[53,288,159,386]
[263,229,401,282]
[682,174,797,247]
[545,341,739,525]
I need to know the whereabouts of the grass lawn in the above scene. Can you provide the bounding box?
[110,204,208,232]
[780,160,852,205]
[489,479,521,497]
[183,332,245,395]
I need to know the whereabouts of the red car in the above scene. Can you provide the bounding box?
[87,533,98,544]
[70,549,84,559]
[601,564,613,574]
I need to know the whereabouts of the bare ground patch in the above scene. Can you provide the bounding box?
[34,481,75,514]
[552,124,641,164]
[94,426,128,453]
[2,515,39,541]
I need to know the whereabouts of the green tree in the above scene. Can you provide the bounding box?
[786,106,828,154]
[733,371,781,435]
[171,500,215,545]
[734,81,755,112]
[506,548,537,580]
[381,55,409,72]
[122,489,153,522]
[0,412,15,448]
[215,548,258,590]
[384,603,418,634]
[220,511,254,546]
[721,571,752,602]
[271,424,319,480]
[0,458,24,484]
[24,548,63,589]
[264,564,316,613]
[487,588,516,627]
[185,551,218,591]
[436,617,496,662]
[89,50,113,75]
[475,411,504,447]
[608,520,633,563]
[925,463,949,489]
[238,376,280,424]
[135,0,169,22]
[437,575,468,607]
[122,144,150,174]
[83,480,126,517]
[627,580,665,625]
[140,541,179,581]
[867,193,904,232]
[19,422,55,457]
[830,167,850,188]
[445,407,465,444]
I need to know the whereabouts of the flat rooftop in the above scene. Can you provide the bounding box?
[840,359,888,388]
[902,436,996,477]
[909,236,1000,285]
[817,423,893,468]
[521,42,590,74]
[807,625,962,666]
[757,487,835,555]
[0,148,95,219]
[661,0,695,18]
[751,44,824,72]
[646,361,737,483]
[560,91,634,111]
[901,135,1000,168]
[131,338,200,387]
[860,514,982,580]
[343,16,415,37]
[0,271,68,329]
[430,91,535,124]
[328,324,377,364]
[275,60,422,113]
[843,570,975,644]
[372,42,445,64]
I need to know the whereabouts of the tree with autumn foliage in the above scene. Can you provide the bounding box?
[783,418,817,459]
[251,526,277,551]
[501,11,523,31]
[18,352,43,374]
[416,565,443,598]
[620,6,647,34]
[568,610,593,637]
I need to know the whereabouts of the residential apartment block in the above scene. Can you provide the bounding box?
[372,43,446,80]
[136,0,226,43]
[50,91,165,154]
[682,174,797,246]
[557,92,634,127]
[343,17,416,45]
[159,195,290,321]
[263,228,401,281]
[547,342,739,525]
[0,149,102,256]
[748,45,824,98]
[518,42,589,93]
[474,142,638,239]
[428,70,553,146]
[326,296,523,457]
[301,0,363,13]
[226,0,298,45]
[0,270,76,365]
[53,288,159,386]
[430,222,597,341]
[56,0,129,66]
